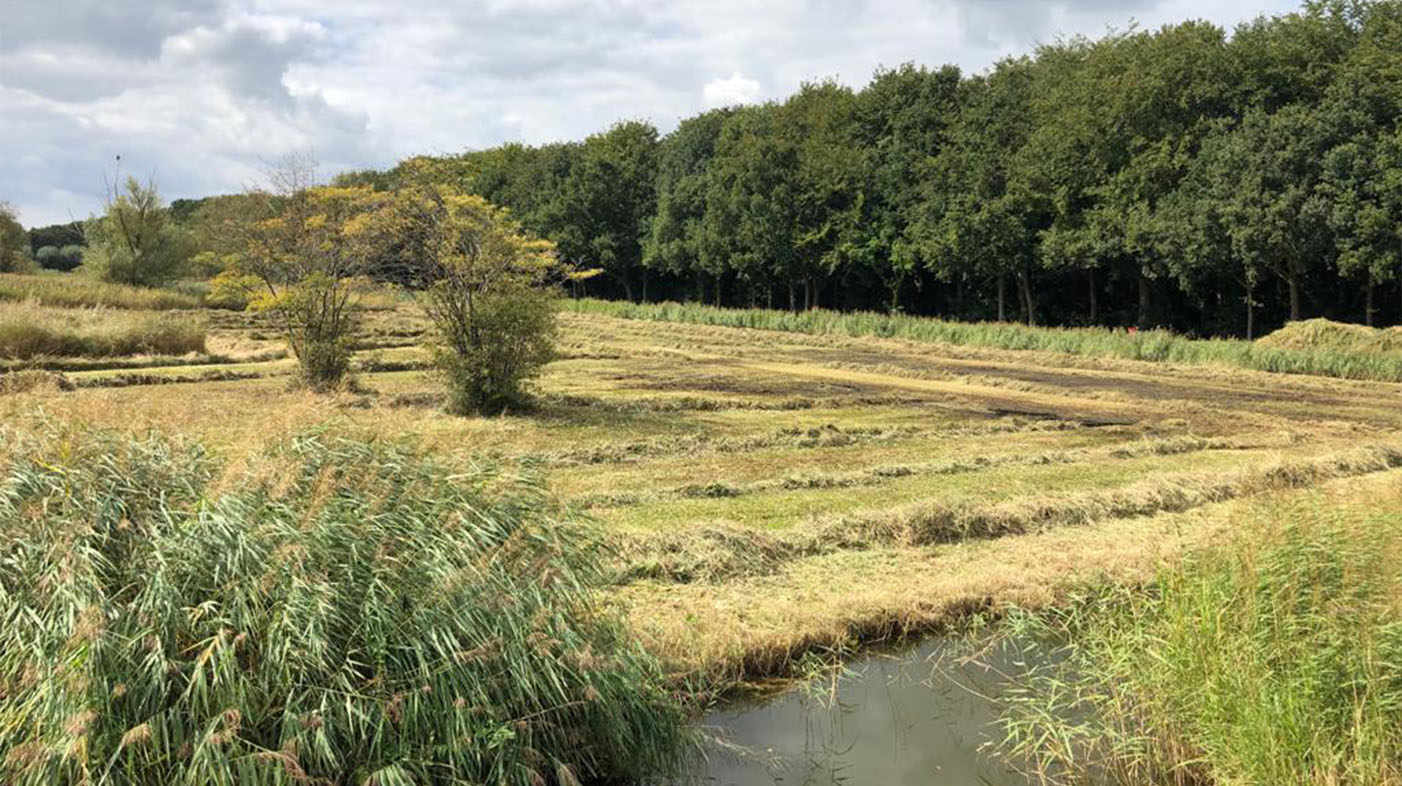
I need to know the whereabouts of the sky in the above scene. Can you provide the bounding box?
[2,0,1301,228]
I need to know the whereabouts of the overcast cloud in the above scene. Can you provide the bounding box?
[1,0,1299,226]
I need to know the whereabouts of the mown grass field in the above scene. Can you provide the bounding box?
[6,294,1402,694]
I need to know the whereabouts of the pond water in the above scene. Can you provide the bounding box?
[684,635,1053,786]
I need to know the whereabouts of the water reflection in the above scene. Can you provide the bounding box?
[687,636,1046,786]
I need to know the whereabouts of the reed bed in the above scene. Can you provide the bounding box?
[996,492,1402,785]
[0,301,206,359]
[0,272,203,310]
[0,426,689,786]
[566,299,1402,382]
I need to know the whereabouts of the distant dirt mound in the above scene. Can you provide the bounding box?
[1257,318,1402,354]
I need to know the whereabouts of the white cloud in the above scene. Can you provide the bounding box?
[703,72,762,108]
[0,0,1301,227]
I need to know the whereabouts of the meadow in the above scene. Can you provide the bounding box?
[5,282,1402,782]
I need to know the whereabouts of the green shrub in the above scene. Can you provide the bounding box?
[999,496,1402,784]
[34,245,82,272]
[0,427,690,786]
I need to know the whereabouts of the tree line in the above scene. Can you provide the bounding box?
[329,0,1402,337]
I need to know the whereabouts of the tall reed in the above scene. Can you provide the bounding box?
[997,494,1402,785]
[0,426,690,785]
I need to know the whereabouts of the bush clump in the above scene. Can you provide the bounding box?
[366,186,563,415]
[0,427,689,786]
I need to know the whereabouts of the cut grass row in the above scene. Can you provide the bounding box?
[569,433,1298,510]
[612,442,1402,583]
[566,299,1402,382]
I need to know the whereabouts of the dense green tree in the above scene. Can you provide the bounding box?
[83,178,193,287]
[779,80,862,310]
[646,109,733,303]
[27,221,84,254]
[706,104,801,307]
[1317,1,1402,323]
[850,63,961,311]
[0,203,34,274]
[548,121,659,301]
[919,59,1045,323]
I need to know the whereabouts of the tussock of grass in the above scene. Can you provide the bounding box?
[0,427,689,786]
[998,492,1402,785]
[0,272,203,310]
[567,299,1402,382]
[0,301,207,359]
[616,444,1402,583]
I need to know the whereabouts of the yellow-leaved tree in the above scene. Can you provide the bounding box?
[211,157,385,390]
[369,184,565,414]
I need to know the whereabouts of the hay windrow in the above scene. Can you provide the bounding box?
[614,443,1402,584]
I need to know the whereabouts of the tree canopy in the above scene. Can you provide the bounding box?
[195,0,1402,336]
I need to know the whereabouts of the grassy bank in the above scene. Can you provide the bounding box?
[998,490,1402,785]
[0,301,206,359]
[0,272,204,310]
[566,299,1402,382]
[0,426,690,786]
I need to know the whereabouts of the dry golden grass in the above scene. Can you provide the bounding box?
[6,302,1402,687]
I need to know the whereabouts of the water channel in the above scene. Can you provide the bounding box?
[683,634,1055,785]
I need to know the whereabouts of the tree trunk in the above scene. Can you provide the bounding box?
[1287,270,1301,322]
[1018,269,1036,326]
[715,271,723,307]
[1245,284,1256,340]
[996,275,1006,322]
[1137,273,1151,329]
[955,274,964,319]
[620,271,634,303]
[888,276,902,314]
[787,281,796,312]
[1088,268,1098,324]
[803,276,813,311]
[1366,279,1376,327]
[641,267,649,303]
